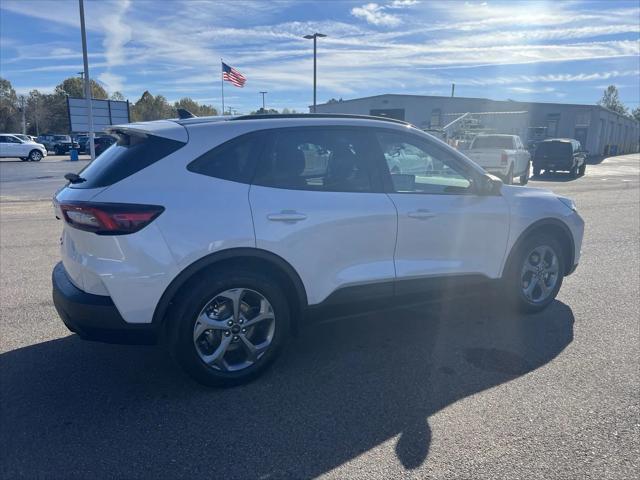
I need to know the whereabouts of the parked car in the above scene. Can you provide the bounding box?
[36,134,79,155]
[75,135,89,153]
[532,138,587,178]
[52,114,584,387]
[466,134,531,185]
[0,133,47,161]
[93,136,116,156]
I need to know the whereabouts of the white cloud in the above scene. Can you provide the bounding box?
[97,72,125,93]
[351,3,401,27]
[509,86,556,94]
[389,0,419,7]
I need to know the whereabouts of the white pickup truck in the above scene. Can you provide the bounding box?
[466,134,531,185]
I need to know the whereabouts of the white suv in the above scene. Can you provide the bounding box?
[52,114,584,386]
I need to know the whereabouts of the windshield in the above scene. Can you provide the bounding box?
[54,135,71,142]
[471,136,514,149]
[14,135,29,142]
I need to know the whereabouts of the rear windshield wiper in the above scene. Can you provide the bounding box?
[64,173,86,184]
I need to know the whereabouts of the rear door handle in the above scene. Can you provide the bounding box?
[267,211,307,222]
[408,209,436,220]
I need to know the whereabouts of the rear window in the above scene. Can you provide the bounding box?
[535,142,572,157]
[70,133,185,189]
[471,136,514,149]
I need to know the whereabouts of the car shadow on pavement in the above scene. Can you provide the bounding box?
[0,297,574,479]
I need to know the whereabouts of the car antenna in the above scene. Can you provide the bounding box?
[177,108,196,119]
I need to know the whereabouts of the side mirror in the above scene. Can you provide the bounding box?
[476,174,503,195]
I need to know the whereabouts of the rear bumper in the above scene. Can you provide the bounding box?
[52,262,157,345]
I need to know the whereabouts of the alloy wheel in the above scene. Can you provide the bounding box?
[193,288,276,372]
[520,245,560,303]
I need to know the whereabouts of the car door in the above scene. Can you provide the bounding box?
[374,129,510,296]
[3,135,24,157]
[249,126,398,307]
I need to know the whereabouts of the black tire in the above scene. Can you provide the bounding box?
[28,150,43,162]
[578,163,586,176]
[503,165,514,185]
[569,164,578,178]
[169,268,291,387]
[520,162,530,185]
[504,233,564,313]
[532,166,541,177]
[54,146,62,155]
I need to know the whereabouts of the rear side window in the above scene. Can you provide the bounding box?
[253,127,376,193]
[187,131,265,183]
[71,133,185,189]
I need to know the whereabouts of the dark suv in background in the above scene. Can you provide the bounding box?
[36,135,79,155]
[532,138,587,178]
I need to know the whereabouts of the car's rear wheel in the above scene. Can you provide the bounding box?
[505,233,564,313]
[503,165,514,185]
[520,161,530,185]
[28,150,42,162]
[569,164,578,178]
[169,269,290,387]
[578,163,586,176]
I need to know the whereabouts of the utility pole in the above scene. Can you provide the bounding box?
[259,91,267,112]
[34,95,39,136]
[19,95,26,134]
[78,0,95,161]
[304,33,326,113]
[451,83,455,98]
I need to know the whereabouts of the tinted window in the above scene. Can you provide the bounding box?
[71,133,185,189]
[253,127,374,193]
[187,131,264,184]
[535,142,572,158]
[54,135,71,142]
[471,136,514,149]
[377,131,472,194]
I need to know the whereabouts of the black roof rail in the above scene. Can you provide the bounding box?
[230,113,412,126]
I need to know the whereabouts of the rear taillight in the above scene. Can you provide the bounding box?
[58,202,164,235]
[501,152,508,165]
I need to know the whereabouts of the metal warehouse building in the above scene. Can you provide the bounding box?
[314,94,640,156]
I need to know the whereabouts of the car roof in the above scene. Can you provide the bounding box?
[542,138,574,143]
[174,113,411,127]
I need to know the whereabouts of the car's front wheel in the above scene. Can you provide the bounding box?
[28,150,42,161]
[169,269,290,387]
[505,233,564,313]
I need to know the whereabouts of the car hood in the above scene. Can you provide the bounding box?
[500,184,574,218]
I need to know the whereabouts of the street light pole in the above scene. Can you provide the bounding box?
[259,91,267,112]
[78,0,95,161]
[303,33,326,113]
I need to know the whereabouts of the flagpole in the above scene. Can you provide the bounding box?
[221,59,225,116]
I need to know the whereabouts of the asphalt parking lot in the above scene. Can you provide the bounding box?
[1,154,638,479]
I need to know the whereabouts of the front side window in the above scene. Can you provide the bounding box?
[377,131,472,194]
[253,128,374,193]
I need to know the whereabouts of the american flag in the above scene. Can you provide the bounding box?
[222,61,246,88]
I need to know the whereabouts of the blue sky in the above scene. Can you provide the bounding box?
[1,0,639,113]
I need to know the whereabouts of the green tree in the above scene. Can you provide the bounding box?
[131,91,174,121]
[0,77,20,132]
[632,107,640,122]
[110,91,126,101]
[174,97,217,116]
[55,77,108,99]
[597,85,629,116]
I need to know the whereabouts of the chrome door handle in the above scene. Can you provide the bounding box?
[408,209,436,219]
[267,211,307,222]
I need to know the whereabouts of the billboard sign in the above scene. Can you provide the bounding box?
[66,97,130,133]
